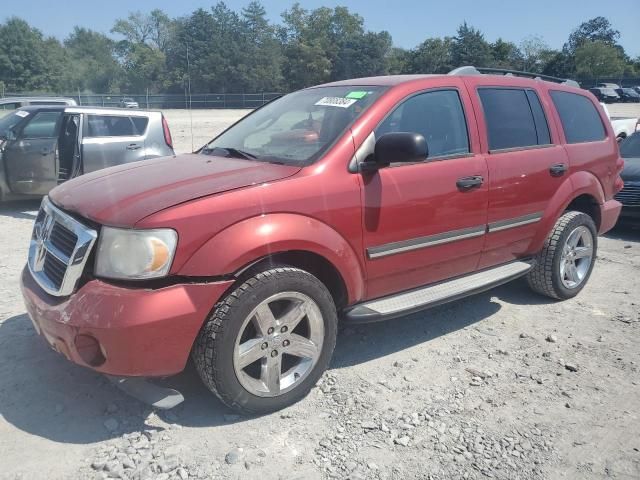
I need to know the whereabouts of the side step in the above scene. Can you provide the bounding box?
[344,261,533,324]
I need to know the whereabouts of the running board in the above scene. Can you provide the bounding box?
[344,261,533,324]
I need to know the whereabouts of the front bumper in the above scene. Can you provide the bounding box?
[21,267,234,377]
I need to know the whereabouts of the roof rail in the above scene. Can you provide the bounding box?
[448,66,580,88]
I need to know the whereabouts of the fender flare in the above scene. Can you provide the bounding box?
[529,171,604,252]
[178,213,366,303]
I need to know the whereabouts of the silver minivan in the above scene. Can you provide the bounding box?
[0,106,174,200]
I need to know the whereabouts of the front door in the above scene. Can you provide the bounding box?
[4,110,62,195]
[361,89,489,299]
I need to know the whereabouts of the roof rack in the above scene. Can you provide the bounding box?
[448,66,580,88]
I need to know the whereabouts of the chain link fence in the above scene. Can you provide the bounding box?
[3,78,640,109]
[0,92,283,109]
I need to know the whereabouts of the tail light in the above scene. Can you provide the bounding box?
[162,115,173,149]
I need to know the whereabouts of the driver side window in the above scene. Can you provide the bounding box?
[21,112,62,139]
[375,90,470,159]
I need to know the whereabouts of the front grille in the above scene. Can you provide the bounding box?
[43,252,67,289]
[615,181,640,207]
[49,223,78,257]
[28,197,98,296]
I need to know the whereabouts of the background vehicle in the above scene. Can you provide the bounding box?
[0,97,76,117]
[600,102,640,142]
[0,106,174,201]
[614,88,640,103]
[119,97,139,109]
[598,82,621,90]
[633,86,640,95]
[21,68,623,414]
[616,132,640,221]
[589,87,619,103]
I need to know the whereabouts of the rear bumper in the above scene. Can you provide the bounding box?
[599,199,623,234]
[21,266,234,377]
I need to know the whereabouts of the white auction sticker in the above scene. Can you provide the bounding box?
[15,111,30,118]
[315,97,358,108]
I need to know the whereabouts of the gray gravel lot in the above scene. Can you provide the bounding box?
[0,106,639,480]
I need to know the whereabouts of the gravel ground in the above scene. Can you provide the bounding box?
[1,105,640,480]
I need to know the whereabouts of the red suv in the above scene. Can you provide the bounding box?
[21,67,623,413]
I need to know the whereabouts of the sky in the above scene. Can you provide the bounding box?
[3,0,639,57]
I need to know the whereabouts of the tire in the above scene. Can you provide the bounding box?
[192,266,338,414]
[527,211,597,300]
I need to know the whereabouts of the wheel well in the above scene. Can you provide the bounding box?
[566,194,601,230]
[239,251,349,310]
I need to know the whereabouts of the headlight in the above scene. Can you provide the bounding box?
[95,227,178,280]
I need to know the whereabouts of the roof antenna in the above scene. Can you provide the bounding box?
[186,43,194,152]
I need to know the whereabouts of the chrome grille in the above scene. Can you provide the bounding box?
[28,197,97,296]
[615,181,640,207]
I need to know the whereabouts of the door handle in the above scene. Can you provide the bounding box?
[549,163,568,177]
[126,144,141,151]
[456,175,484,191]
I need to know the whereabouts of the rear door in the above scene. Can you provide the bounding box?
[361,87,489,299]
[4,110,62,195]
[468,83,569,268]
[82,114,148,172]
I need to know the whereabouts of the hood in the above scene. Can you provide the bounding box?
[49,153,301,226]
[621,157,640,182]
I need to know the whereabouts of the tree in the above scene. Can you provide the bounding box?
[490,38,522,69]
[519,35,549,72]
[0,18,56,91]
[567,17,620,53]
[408,38,454,74]
[65,27,122,92]
[574,40,626,78]
[451,22,492,68]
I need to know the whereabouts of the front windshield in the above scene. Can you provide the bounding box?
[620,133,640,158]
[203,86,386,165]
[0,111,29,138]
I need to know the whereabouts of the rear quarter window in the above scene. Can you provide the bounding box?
[549,91,606,144]
[86,115,148,137]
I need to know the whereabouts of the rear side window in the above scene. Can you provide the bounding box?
[549,91,606,144]
[86,115,148,137]
[479,88,551,151]
[21,112,62,138]
[375,89,469,158]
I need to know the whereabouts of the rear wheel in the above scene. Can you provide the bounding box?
[192,266,337,414]
[527,211,597,300]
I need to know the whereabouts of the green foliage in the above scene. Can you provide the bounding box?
[574,40,626,78]
[0,10,637,94]
[451,22,493,68]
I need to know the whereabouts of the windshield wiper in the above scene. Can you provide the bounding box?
[203,146,257,160]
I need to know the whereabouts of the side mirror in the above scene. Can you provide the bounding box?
[361,132,428,172]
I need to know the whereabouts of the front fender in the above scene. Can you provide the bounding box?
[528,171,605,253]
[178,213,365,303]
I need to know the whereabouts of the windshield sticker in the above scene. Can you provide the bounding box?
[345,91,368,99]
[15,111,29,118]
[315,97,358,108]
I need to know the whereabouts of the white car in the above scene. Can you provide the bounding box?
[600,103,640,142]
[118,98,140,109]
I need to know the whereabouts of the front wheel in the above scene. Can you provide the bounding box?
[192,266,337,414]
[527,211,597,300]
